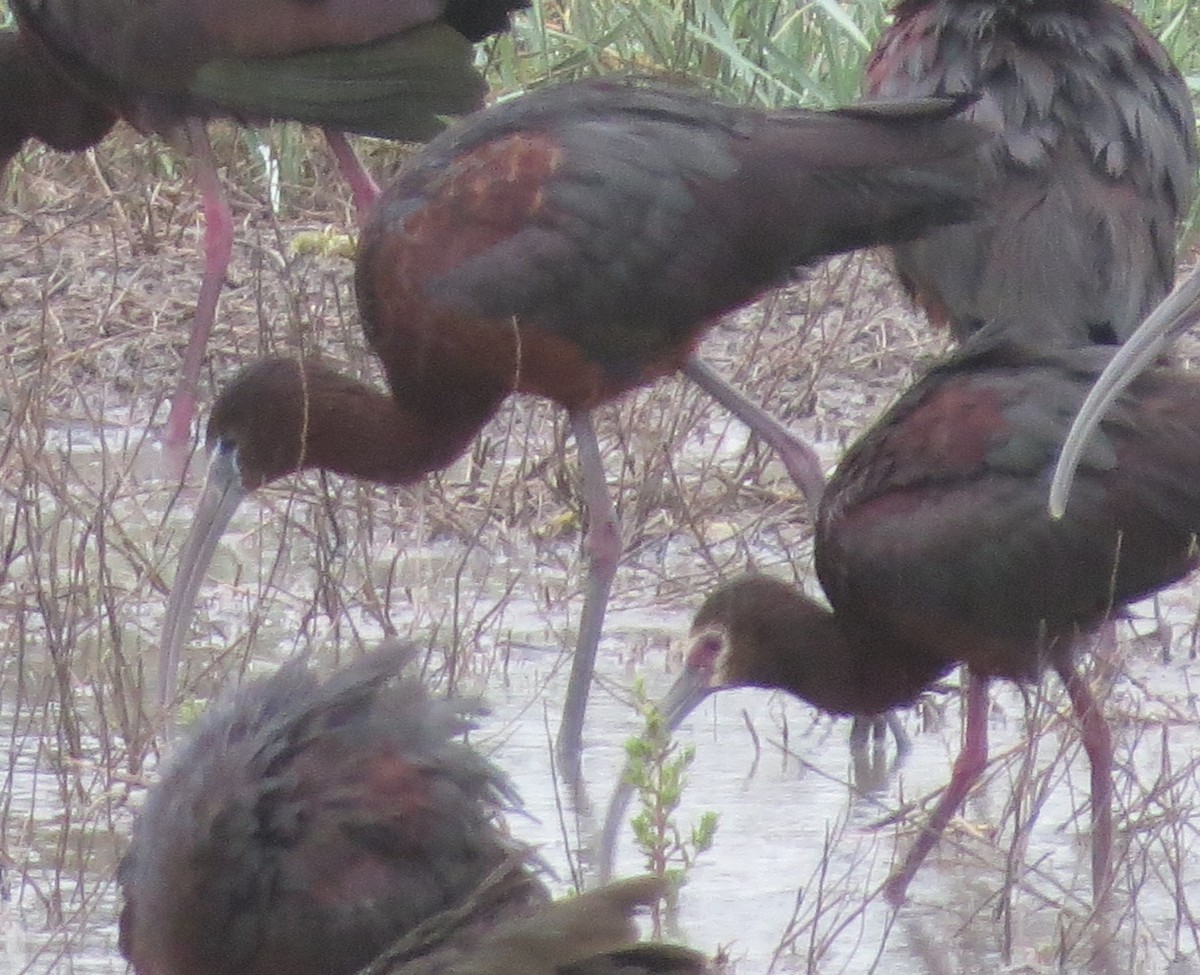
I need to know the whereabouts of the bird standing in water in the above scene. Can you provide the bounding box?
[603,334,1200,904]
[154,77,988,794]
[858,0,1197,811]
[0,0,528,445]
[865,0,1196,349]
[119,643,710,975]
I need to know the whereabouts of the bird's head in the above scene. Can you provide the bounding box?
[157,359,330,710]
[658,576,838,731]
[598,576,841,882]
[204,358,341,490]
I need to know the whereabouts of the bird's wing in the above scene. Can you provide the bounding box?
[406,82,979,373]
[13,0,524,138]
[817,346,1200,672]
[414,89,745,370]
[190,25,487,140]
[120,646,537,975]
[864,0,1197,345]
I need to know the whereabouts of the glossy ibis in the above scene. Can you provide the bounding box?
[603,335,1200,903]
[865,0,1196,348]
[0,0,527,445]
[119,642,709,975]
[156,77,988,788]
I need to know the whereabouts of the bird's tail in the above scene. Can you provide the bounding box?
[747,95,986,263]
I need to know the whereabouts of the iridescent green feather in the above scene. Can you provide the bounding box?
[191,22,485,141]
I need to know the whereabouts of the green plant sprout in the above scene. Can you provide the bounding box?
[623,678,718,936]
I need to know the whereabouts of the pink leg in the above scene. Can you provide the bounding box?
[556,409,622,799]
[1054,658,1113,904]
[885,673,990,906]
[164,120,234,448]
[683,358,825,516]
[324,129,380,225]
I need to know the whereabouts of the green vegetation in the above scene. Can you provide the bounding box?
[486,0,1200,237]
[492,0,1200,109]
[4,0,1199,229]
[1,0,1197,109]
[492,0,889,106]
[622,679,718,934]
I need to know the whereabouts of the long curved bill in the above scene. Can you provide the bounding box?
[158,444,246,713]
[596,662,713,883]
[1048,266,1200,519]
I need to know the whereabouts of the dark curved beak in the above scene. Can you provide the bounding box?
[596,662,714,883]
[1049,266,1200,519]
[158,444,247,715]
[656,663,716,735]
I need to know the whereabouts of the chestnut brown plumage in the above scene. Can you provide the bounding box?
[604,335,1200,904]
[157,77,988,789]
[119,643,710,975]
[0,0,527,444]
[865,0,1196,349]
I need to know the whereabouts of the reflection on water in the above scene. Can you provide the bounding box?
[5,407,1200,974]
[9,595,1200,973]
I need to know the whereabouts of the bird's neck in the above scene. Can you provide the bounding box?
[302,384,499,486]
[754,610,951,717]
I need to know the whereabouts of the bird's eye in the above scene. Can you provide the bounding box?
[206,437,246,483]
[687,632,723,676]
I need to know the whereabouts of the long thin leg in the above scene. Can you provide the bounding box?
[683,357,825,515]
[164,120,234,448]
[851,712,914,795]
[884,712,913,756]
[556,410,622,800]
[1054,657,1113,904]
[849,716,871,752]
[849,713,910,755]
[324,129,381,224]
[885,673,990,905]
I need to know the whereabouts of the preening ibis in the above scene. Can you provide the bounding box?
[119,642,710,975]
[156,78,988,791]
[865,0,1196,349]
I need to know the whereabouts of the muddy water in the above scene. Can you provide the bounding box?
[5,419,1200,974]
[486,614,1200,974]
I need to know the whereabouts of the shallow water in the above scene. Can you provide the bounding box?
[488,629,1200,974]
[6,397,1200,975]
